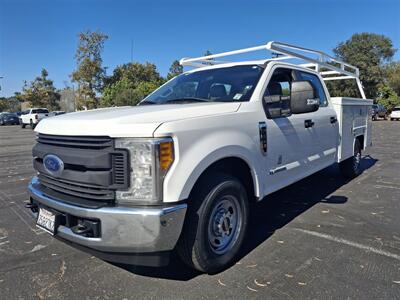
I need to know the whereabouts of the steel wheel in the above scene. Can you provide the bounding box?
[208,195,242,255]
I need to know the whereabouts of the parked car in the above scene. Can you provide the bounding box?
[26,41,373,273]
[390,107,400,121]
[371,104,387,120]
[20,108,49,129]
[0,112,20,125]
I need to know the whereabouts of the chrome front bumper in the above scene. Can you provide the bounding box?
[28,176,187,253]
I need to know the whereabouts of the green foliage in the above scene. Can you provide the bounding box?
[327,33,396,99]
[71,30,108,110]
[376,85,400,111]
[101,62,163,107]
[167,60,183,80]
[384,62,400,96]
[18,69,60,110]
[0,97,8,112]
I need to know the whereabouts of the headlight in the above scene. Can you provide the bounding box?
[115,138,174,205]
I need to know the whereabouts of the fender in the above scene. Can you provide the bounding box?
[159,124,264,203]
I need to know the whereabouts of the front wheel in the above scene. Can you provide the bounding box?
[339,139,362,179]
[177,173,249,273]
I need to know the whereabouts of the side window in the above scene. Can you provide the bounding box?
[263,68,294,118]
[298,71,328,107]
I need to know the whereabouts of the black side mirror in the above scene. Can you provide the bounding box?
[290,81,319,114]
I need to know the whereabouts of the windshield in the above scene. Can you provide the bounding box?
[393,107,400,111]
[3,113,16,117]
[142,65,264,104]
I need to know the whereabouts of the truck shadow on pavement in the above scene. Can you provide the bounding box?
[118,156,377,280]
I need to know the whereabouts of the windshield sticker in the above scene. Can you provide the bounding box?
[233,93,243,100]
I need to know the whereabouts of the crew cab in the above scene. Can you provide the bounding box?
[20,108,49,129]
[26,42,372,273]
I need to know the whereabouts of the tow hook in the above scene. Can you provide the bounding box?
[25,201,38,213]
[71,220,100,238]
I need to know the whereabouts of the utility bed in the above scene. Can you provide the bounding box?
[332,97,373,162]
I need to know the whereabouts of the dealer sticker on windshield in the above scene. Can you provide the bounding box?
[36,207,57,235]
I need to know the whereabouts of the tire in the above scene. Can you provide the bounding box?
[21,122,26,128]
[339,139,362,179]
[30,120,35,129]
[177,173,249,273]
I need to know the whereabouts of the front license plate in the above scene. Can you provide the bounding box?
[36,207,57,235]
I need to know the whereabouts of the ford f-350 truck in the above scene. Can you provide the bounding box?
[26,42,372,273]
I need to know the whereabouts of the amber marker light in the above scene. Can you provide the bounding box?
[159,140,174,171]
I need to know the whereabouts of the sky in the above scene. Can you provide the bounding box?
[0,0,399,97]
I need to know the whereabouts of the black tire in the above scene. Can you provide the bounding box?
[177,173,249,273]
[21,122,26,128]
[339,139,362,179]
[30,119,35,129]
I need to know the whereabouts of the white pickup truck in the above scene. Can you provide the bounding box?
[26,42,372,273]
[20,108,49,129]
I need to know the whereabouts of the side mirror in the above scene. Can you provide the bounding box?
[290,81,319,114]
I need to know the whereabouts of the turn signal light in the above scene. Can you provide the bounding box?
[159,141,174,171]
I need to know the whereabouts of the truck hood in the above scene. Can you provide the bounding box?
[35,102,241,137]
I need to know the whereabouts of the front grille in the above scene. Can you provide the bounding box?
[33,134,130,207]
[38,174,114,201]
[37,133,113,149]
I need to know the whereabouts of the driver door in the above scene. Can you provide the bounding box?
[262,67,319,195]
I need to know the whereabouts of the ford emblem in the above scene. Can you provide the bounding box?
[43,154,64,177]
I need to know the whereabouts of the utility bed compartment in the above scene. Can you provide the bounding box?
[331,97,373,162]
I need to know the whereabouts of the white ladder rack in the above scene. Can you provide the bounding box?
[180,41,366,99]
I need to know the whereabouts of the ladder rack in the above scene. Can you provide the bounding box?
[180,41,366,99]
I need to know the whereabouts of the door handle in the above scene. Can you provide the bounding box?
[304,119,315,128]
[330,116,337,124]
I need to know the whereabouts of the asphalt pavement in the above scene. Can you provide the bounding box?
[0,121,399,299]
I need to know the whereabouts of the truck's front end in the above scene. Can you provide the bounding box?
[27,131,187,266]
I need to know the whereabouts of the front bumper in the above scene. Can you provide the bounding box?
[28,176,187,254]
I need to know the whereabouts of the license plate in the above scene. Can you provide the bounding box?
[36,207,57,235]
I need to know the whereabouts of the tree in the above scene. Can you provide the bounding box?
[376,85,400,111]
[167,60,183,80]
[0,97,8,112]
[326,33,396,99]
[18,68,60,110]
[101,62,163,107]
[385,62,400,96]
[71,30,108,109]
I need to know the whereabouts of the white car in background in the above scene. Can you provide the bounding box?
[20,108,49,129]
[390,107,400,121]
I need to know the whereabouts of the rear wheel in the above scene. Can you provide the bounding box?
[339,139,362,179]
[21,122,26,128]
[177,173,249,273]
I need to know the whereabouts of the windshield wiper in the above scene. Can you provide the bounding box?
[165,97,210,104]
[138,100,158,105]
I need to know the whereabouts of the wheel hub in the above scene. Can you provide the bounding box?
[208,196,242,255]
